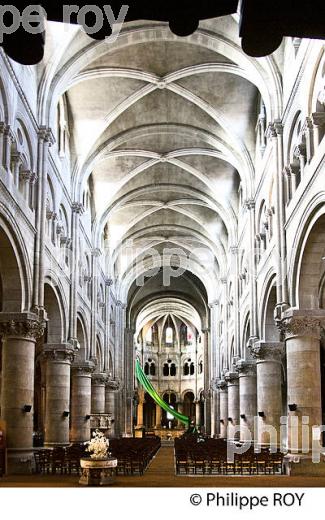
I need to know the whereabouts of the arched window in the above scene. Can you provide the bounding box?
[163,363,169,376]
[183,362,189,376]
[190,362,195,376]
[150,362,156,376]
[144,362,150,376]
[146,326,152,344]
[198,360,203,374]
[165,326,173,344]
[170,363,176,376]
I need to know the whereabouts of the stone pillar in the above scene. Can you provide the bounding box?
[43,344,75,446]
[105,379,118,438]
[280,309,325,454]
[202,328,211,434]
[217,380,228,439]
[136,390,145,428]
[155,403,162,428]
[303,117,314,162]
[3,125,14,173]
[0,122,5,167]
[311,112,325,148]
[236,360,257,442]
[251,341,284,447]
[0,313,45,473]
[225,371,240,440]
[91,373,107,414]
[244,200,258,342]
[69,203,84,347]
[70,361,94,443]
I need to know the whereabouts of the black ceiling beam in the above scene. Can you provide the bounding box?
[1,1,325,65]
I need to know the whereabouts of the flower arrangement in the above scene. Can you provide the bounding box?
[85,429,110,460]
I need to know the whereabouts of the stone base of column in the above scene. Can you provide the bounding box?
[283,453,325,476]
[6,448,34,475]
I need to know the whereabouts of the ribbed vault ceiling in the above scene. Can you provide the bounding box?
[41,17,282,304]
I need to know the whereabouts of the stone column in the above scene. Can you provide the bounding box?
[0,313,45,473]
[251,341,284,447]
[225,371,240,440]
[105,379,118,438]
[280,309,325,454]
[311,112,325,148]
[303,117,314,162]
[91,373,107,414]
[3,125,14,173]
[69,203,84,347]
[0,122,5,167]
[244,200,258,343]
[236,360,257,442]
[136,390,145,428]
[70,361,94,443]
[43,344,75,446]
[217,380,228,439]
[155,403,162,428]
[202,328,211,434]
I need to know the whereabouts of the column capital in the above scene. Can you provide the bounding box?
[92,372,108,385]
[72,360,95,375]
[208,300,219,309]
[278,308,325,340]
[91,248,101,257]
[4,125,15,142]
[302,116,313,133]
[38,126,55,145]
[105,277,113,287]
[294,143,306,158]
[216,378,227,390]
[266,122,277,139]
[274,120,283,135]
[43,343,75,363]
[224,371,239,384]
[230,245,239,255]
[311,111,325,127]
[250,341,284,361]
[72,202,84,215]
[0,121,6,134]
[244,198,255,210]
[106,378,120,391]
[0,312,45,340]
[235,359,256,377]
[116,300,127,309]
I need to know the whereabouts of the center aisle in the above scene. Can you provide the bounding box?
[114,446,324,488]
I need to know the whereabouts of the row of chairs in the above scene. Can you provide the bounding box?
[175,438,284,475]
[110,437,161,476]
[34,445,87,475]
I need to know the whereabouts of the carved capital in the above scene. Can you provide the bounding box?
[250,341,284,361]
[216,378,227,391]
[279,309,325,340]
[38,126,55,146]
[92,372,108,385]
[311,112,325,127]
[236,359,256,377]
[106,378,120,391]
[266,123,277,139]
[105,278,113,287]
[43,343,75,363]
[224,371,239,384]
[72,360,95,375]
[0,312,45,340]
[244,199,255,210]
[91,248,101,257]
[72,202,84,215]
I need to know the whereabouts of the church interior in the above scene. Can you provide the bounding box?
[1,8,325,487]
